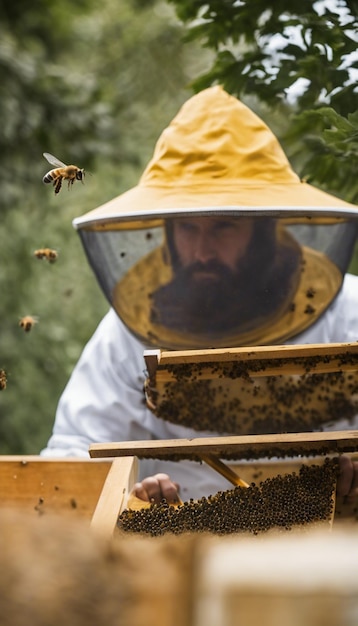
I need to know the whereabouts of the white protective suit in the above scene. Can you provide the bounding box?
[41,272,358,502]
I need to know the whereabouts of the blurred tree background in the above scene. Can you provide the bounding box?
[0,0,211,453]
[1,0,357,453]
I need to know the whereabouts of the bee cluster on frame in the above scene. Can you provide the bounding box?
[118,459,338,536]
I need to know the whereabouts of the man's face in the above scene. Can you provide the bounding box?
[172,216,254,281]
[152,216,299,335]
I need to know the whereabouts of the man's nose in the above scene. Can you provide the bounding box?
[194,234,215,264]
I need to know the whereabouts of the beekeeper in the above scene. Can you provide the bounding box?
[41,87,358,503]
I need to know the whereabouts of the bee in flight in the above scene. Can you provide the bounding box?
[34,248,58,263]
[42,152,85,194]
[0,369,7,391]
[19,316,38,332]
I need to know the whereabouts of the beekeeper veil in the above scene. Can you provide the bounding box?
[73,87,358,349]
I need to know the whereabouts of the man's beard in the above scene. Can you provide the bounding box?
[151,260,244,333]
[150,244,300,335]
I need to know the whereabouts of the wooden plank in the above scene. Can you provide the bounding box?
[145,343,358,382]
[201,454,249,488]
[89,431,358,461]
[149,342,358,367]
[90,456,138,537]
[0,456,112,519]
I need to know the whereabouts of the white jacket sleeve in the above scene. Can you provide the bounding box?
[40,309,236,498]
[41,309,160,457]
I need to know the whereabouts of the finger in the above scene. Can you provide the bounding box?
[337,456,354,497]
[132,474,181,505]
[153,473,181,503]
[132,481,151,502]
[132,478,164,503]
[140,476,166,504]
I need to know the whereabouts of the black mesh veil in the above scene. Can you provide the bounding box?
[77,214,358,350]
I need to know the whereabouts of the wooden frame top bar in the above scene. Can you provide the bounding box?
[146,342,358,365]
[144,343,358,379]
[89,430,358,461]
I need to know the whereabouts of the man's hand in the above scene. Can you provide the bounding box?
[131,473,181,505]
[337,456,358,499]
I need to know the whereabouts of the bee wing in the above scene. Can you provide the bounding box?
[43,152,67,168]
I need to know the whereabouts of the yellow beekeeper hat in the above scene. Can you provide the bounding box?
[74,86,357,229]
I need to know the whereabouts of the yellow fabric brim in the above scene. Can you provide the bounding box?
[74,182,358,231]
[74,87,358,230]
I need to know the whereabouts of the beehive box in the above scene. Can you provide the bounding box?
[1,509,358,626]
[194,528,358,626]
[0,456,112,519]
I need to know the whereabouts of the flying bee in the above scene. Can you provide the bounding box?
[42,152,85,194]
[0,369,7,391]
[19,316,38,332]
[34,248,58,263]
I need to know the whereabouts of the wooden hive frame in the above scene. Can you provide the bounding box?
[143,342,358,436]
[89,432,358,537]
[90,342,358,537]
[144,342,358,379]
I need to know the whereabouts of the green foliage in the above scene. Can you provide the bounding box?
[0,0,205,453]
[168,0,358,200]
[288,107,358,203]
[168,0,358,111]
